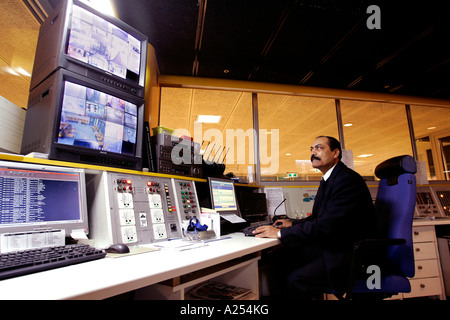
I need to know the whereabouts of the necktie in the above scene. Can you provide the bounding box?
[312,178,327,217]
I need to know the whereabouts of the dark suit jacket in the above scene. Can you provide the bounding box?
[280,161,376,289]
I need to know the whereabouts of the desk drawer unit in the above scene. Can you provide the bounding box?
[406,226,445,299]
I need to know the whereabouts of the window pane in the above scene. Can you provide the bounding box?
[159,87,254,180]
[415,136,436,180]
[340,100,412,178]
[440,136,450,180]
[258,93,338,181]
[411,105,450,180]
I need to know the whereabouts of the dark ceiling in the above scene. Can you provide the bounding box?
[53,0,450,100]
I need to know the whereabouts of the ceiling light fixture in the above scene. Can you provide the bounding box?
[357,154,374,158]
[16,67,31,77]
[197,115,221,123]
[427,126,436,130]
[344,123,353,127]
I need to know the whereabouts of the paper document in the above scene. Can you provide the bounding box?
[220,213,246,224]
[264,188,287,216]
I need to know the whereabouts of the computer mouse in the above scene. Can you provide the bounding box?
[105,243,130,254]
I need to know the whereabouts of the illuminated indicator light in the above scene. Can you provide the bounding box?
[127,180,132,184]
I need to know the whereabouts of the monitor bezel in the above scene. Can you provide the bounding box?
[207,177,240,214]
[0,160,89,237]
[48,68,145,170]
[30,0,148,97]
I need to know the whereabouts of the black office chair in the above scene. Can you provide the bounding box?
[332,155,417,300]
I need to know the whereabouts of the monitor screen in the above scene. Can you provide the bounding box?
[57,80,138,156]
[0,161,89,238]
[209,178,238,212]
[67,4,142,82]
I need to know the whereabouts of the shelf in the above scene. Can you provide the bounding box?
[0,153,207,182]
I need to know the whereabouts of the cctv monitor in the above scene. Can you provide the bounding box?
[30,0,148,98]
[21,68,144,170]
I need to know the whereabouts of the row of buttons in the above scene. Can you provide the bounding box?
[117,179,133,192]
[100,76,138,95]
[178,181,197,219]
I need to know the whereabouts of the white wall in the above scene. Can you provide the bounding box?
[0,96,26,153]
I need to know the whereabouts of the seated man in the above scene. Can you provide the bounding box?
[254,136,376,299]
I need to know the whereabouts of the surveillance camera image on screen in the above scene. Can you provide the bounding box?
[57,81,138,156]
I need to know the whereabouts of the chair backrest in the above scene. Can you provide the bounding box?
[374,155,417,278]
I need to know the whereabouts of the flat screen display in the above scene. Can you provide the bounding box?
[0,167,83,226]
[66,4,142,82]
[210,179,238,211]
[57,81,138,156]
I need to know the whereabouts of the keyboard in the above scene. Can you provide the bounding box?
[0,244,106,280]
[241,222,272,236]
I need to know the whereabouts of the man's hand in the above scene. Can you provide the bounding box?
[253,225,280,238]
[253,219,293,238]
[272,219,292,228]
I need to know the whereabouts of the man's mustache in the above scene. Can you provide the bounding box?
[311,155,321,162]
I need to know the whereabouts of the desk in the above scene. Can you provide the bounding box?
[0,234,279,300]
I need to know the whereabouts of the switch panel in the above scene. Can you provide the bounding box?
[415,186,443,218]
[172,179,200,229]
[89,172,183,247]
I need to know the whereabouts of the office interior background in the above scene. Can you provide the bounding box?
[1,0,450,183]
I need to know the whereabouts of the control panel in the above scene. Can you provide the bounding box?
[415,186,443,218]
[87,172,183,248]
[171,178,200,229]
[434,186,450,217]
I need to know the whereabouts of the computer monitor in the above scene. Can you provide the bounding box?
[0,161,89,252]
[30,0,148,99]
[208,177,240,215]
[21,68,144,170]
[237,192,268,223]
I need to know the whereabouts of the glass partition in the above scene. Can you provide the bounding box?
[410,105,450,180]
[159,87,254,180]
[257,93,338,181]
[340,100,412,178]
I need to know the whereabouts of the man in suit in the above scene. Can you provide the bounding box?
[254,136,376,299]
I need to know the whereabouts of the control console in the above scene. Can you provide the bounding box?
[87,172,185,248]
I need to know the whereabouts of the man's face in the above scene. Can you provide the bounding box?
[310,137,340,174]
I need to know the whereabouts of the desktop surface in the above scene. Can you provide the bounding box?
[0,233,279,300]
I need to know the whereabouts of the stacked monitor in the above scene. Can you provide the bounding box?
[21,0,148,170]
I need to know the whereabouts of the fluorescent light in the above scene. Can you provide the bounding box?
[344,123,353,127]
[285,153,291,156]
[5,67,19,76]
[16,67,31,77]
[357,154,374,158]
[80,0,115,17]
[197,115,221,123]
[427,126,436,130]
